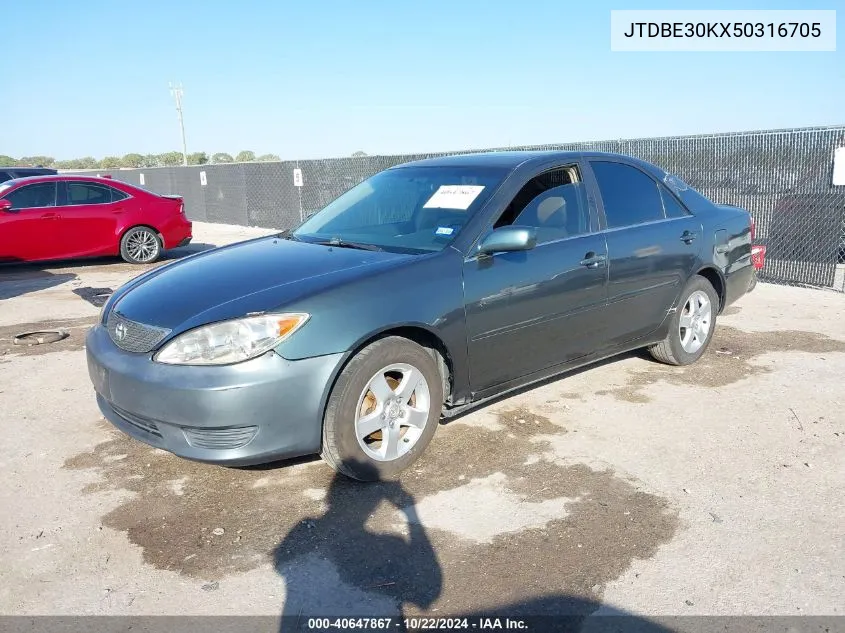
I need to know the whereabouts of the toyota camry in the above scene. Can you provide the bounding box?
[86,151,755,481]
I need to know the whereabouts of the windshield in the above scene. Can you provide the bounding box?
[293,166,507,253]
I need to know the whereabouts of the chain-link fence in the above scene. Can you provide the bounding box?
[73,125,845,291]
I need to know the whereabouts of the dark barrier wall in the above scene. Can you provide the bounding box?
[67,126,845,289]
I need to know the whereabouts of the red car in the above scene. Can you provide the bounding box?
[0,175,192,264]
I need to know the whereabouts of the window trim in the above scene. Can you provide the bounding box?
[599,214,694,236]
[59,180,132,207]
[587,159,683,231]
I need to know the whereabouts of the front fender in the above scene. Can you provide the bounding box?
[274,249,469,391]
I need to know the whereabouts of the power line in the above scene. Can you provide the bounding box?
[169,82,188,166]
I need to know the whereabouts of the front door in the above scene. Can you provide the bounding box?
[462,169,609,394]
[0,182,59,262]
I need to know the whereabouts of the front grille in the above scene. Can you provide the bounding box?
[111,404,163,439]
[106,311,170,353]
[183,426,258,449]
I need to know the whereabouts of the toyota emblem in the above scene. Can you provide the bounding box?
[114,322,127,341]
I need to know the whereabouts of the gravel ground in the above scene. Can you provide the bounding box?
[0,222,842,621]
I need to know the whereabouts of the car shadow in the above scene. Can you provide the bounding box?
[0,266,78,300]
[0,243,217,301]
[272,460,675,632]
[34,241,217,270]
[273,460,443,627]
[160,241,217,260]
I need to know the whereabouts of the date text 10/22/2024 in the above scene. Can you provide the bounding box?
[305,617,530,631]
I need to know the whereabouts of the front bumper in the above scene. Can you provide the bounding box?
[86,324,344,465]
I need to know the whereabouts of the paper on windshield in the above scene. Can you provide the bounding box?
[423,185,485,210]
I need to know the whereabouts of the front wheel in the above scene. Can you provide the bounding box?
[648,275,719,366]
[120,226,162,264]
[321,337,443,481]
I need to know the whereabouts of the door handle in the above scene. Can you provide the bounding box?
[579,252,607,268]
[680,231,698,244]
[40,212,59,220]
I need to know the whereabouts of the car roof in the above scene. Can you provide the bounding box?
[390,150,645,171]
[2,166,56,171]
[1,174,121,186]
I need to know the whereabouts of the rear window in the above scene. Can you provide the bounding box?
[662,172,714,211]
[67,182,113,205]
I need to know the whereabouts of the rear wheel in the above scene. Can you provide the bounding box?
[321,337,443,481]
[120,226,161,264]
[649,275,719,366]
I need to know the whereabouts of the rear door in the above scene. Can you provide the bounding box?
[57,181,127,257]
[586,160,702,348]
[0,182,59,261]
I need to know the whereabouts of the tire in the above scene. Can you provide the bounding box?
[120,226,162,264]
[321,336,443,481]
[648,275,719,366]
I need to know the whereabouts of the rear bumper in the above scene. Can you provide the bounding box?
[86,324,344,465]
[723,260,756,308]
[161,219,193,250]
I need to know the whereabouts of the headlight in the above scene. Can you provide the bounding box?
[153,313,309,366]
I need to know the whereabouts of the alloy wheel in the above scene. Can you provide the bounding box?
[354,363,431,462]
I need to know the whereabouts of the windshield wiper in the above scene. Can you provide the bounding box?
[313,237,383,252]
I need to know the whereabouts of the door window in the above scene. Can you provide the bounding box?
[659,184,690,218]
[110,187,129,201]
[3,182,57,209]
[590,161,665,228]
[494,167,591,244]
[64,182,114,205]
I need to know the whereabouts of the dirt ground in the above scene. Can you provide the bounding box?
[0,222,843,621]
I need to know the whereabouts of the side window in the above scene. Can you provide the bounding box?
[0,171,13,183]
[590,161,664,228]
[494,167,591,244]
[3,183,57,209]
[65,182,113,205]
[110,187,129,202]
[659,184,690,218]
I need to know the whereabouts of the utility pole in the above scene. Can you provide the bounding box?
[169,82,188,166]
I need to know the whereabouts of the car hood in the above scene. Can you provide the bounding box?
[112,236,414,331]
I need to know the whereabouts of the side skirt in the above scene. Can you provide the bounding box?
[441,332,669,420]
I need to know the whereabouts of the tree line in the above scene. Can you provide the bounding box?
[0,151,282,170]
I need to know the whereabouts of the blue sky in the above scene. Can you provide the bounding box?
[3,0,842,160]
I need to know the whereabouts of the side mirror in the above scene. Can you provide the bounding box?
[478,226,537,256]
[0,199,12,213]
